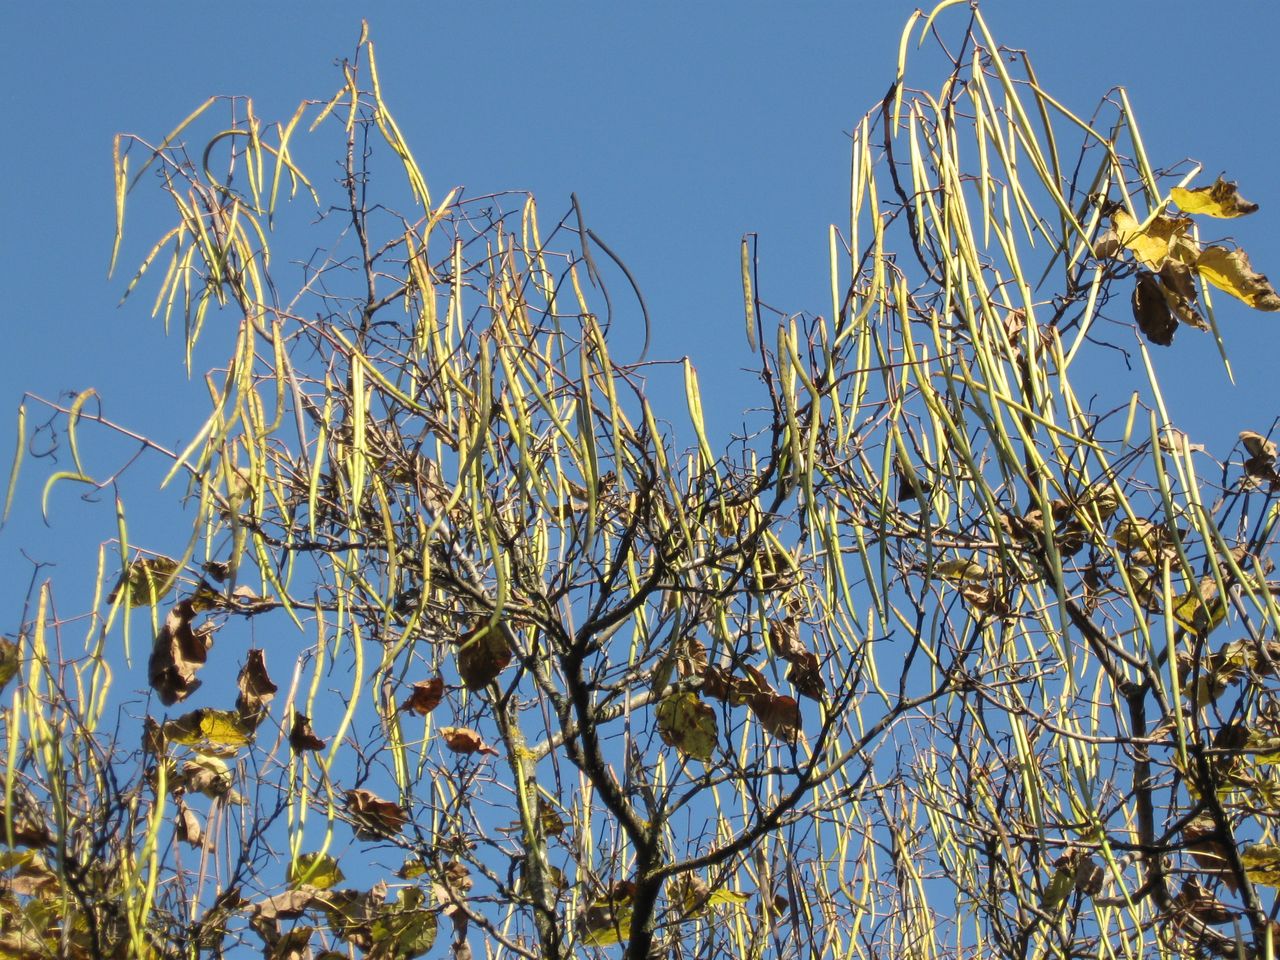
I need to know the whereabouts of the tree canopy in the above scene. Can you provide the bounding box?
[5,5,1280,960]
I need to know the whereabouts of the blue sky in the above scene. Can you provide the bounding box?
[2,0,1278,696]
[2,2,1280,950]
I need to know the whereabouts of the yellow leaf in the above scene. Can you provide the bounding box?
[109,555,181,605]
[1112,210,1193,270]
[163,709,254,748]
[398,858,427,880]
[1241,843,1280,888]
[1172,177,1258,218]
[1041,863,1074,909]
[706,888,751,908]
[1196,245,1280,310]
[1170,592,1226,636]
[289,852,345,890]
[579,890,634,947]
[656,692,718,761]
[933,558,989,581]
[0,637,17,693]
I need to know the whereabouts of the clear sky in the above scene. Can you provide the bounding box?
[3,6,1280,953]
[2,0,1278,657]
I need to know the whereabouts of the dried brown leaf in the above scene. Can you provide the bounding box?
[289,712,327,753]
[454,622,513,690]
[148,599,213,706]
[345,789,408,840]
[235,649,278,728]
[400,677,445,716]
[438,726,499,757]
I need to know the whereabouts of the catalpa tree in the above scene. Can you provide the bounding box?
[5,5,1280,959]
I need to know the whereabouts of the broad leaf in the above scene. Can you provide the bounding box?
[656,692,718,761]
[345,790,408,840]
[438,726,499,757]
[454,622,513,690]
[1111,209,1193,270]
[578,884,636,947]
[163,708,255,749]
[1196,245,1280,310]
[109,555,180,605]
[1132,272,1177,345]
[399,677,444,715]
[1172,177,1258,218]
[148,599,213,706]
[0,637,17,693]
[368,888,437,959]
[235,649,278,728]
[1241,843,1280,888]
[289,852,345,891]
[749,693,801,744]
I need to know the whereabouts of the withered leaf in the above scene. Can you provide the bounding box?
[1159,261,1208,329]
[1240,430,1280,484]
[578,883,636,947]
[201,560,232,582]
[345,789,408,840]
[148,599,213,706]
[1112,209,1194,270]
[289,712,327,753]
[785,653,826,701]
[175,799,206,849]
[454,622,513,690]
[1241,843,1280,888]
[109,555,181,606]
[1172,177,1259,218]
[749,693,801,744]
[0,637,18,693]
[178,756,236,800]
[767,618,805,660]
[1196,245,1280,310]
[738,664,777,700]
[1184,815,1238,893]
[768,619,826,700]
[253,889,316,922]
[0,786,53,848]
[1132,272,1178,346]
[1241,430,1278,462]
[1173,878,1236,926]
[438,726,499,757]
[288,852,345,891]
[701,665,737,703]
[235,649,277,728]
[163,708,255,750]
[656,692,718,761]
[399,677,444,716]
[432,860,472,917]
